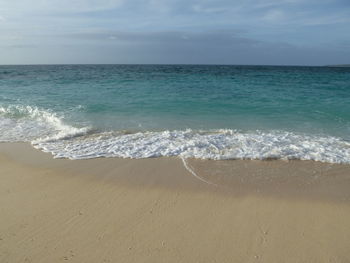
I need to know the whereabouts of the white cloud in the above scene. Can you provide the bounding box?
[192,5,227,13]
[262,9,286,22]
[1,0,124,14]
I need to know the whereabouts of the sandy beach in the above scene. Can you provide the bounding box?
[1,143,350,263]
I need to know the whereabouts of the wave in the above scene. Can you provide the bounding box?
[0,105,89,142]
[33,129,350,164]
[1,105,350,164]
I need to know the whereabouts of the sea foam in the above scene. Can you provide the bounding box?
[1,105,350,164]
[0,105,89,143]
[33,129,350,164]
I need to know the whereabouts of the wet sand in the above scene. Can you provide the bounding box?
[1,143,350,262]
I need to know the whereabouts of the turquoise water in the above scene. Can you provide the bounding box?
[1,65,350,162]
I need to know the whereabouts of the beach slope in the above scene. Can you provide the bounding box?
[1,143,350,263]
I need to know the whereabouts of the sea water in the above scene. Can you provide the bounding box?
[0,65,349,163]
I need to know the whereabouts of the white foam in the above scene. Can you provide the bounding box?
[33,129,350,164]
[2,105,350,164]
[181,156,217,186]
[0,105,89,143]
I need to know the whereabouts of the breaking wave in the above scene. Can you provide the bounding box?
[1,105,350,164]
[0,105,89,143]
[34,129,350,164]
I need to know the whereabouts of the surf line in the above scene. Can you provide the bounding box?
[180,156,217,187]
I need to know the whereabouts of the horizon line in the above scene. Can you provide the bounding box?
[0,63,339,67]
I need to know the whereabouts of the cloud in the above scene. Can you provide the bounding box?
[2,44,38,49]
[66,30,260,48]
[262,9,286,22]
[0,0,124,14]
[192,5,228,14]
[0,0,349,65]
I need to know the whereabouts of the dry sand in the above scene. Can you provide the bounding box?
[1,143,350,263]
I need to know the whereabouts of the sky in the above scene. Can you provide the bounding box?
[0,0,349,65]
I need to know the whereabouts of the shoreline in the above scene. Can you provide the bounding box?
[2,142,350,202]
[1,142,350,262]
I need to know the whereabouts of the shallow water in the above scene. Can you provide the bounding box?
[1,65,349,162]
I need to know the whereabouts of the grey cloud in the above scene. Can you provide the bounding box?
[65,30,260,47]
[0,0,349,65]
[4,44,38,49]
[47,30,344,65]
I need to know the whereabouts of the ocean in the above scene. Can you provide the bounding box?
[0,64,349,163]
